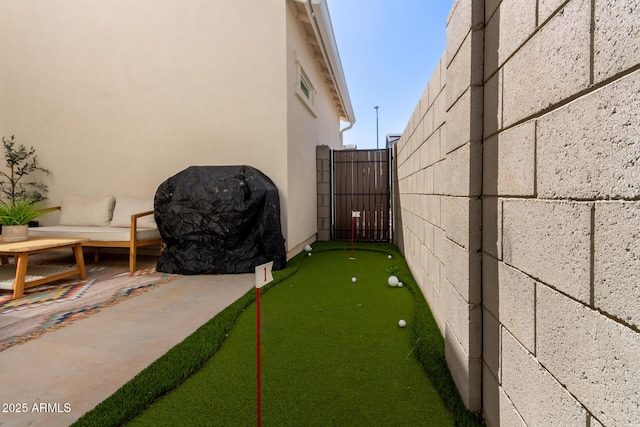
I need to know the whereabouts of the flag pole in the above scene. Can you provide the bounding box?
[255,261,273,427]
[351,215,355,259]
[350,211,360,259]
[256,286,261,427]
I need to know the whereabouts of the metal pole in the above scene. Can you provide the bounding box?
[375,106,379,150]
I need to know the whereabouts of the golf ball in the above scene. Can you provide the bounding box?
[304,245,312,252]
[398,282,404,288]
[388,255,392,259]
[399,319,407,328]
[388,275,399,287]
[307,253,312,257]
[352,277,357,283]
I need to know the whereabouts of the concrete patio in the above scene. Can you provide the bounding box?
[0,270,254,427]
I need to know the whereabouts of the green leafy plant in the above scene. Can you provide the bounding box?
[0,135,51,203]
[386,265,400,276]
[0,198,55,226]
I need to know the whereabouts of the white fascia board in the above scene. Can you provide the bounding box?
[295,0,355,123]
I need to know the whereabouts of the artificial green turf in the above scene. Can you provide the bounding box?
[73,242,483,427]
[126,249,454,426]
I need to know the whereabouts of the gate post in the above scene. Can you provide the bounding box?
[316,145,331,241]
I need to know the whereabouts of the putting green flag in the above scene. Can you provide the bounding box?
[255,261,274,288]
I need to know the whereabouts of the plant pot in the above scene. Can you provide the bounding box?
[2,224,29,242]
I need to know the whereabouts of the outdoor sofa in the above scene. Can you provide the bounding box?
[28,195,162,272]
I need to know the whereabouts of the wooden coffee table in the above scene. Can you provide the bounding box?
[0,237,88,299]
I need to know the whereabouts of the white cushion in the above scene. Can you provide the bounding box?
[29,226,160,242]
[109,196,157,229]
[59,195,115,226]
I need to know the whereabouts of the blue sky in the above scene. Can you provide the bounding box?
[326,0,454,149]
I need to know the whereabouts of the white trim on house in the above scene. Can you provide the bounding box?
[294,0,355,125]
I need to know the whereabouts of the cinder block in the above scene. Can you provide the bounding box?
[430,53,443,101]
[446,86,484,154]
[502,0,591,126]
[483,309,501,379]
[497,0,537,68]
[431,286,446,335]
[483,69,501,137]
[594,0,640,82]
[482,363,501,427]
[446,0,484,66]
[502,329,587,426]
[537,69,640,199]
[538,0,568,24]
[502,199,591,303]
[427,129,441,167]
[438,125,447,162]
[317,206,329,219]
[483,364,528,427]
[439,55,447,91]
[537,284,640,426]
[594,201,640,328]
[443,196,482,251]
[428,251,440,291]
[445,321,482,412]
[482,196,502,259]
[432,159,447,195]
[485,0,500,22]
[433,90,447,132]
[497,120,536,196]
[484,8,499,77]
[446,30,484,110]
[316,144,330,160]
[445,141,483,197]
[424,165,434,194]
[499,262,536,353]
[482,253,499,317]
[424,221,434,251]
[420,115,431,146]
[445,238,482,304]
[425,194,442,227]
[433,225,447,263]
[317,182,330,196]
[483,135,499,196]
[422,268,435,306]
[316,229,330,241]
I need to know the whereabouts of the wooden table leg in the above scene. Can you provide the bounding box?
[0,255,9,265]
[12,253,29,299]
[73,243,87,279]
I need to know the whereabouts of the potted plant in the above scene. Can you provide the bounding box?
[0,135,53,241]
[0,198,56,242]
[0,135,51,203]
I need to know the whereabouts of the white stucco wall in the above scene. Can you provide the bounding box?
[285,1,342,254]
[0,0,289,228]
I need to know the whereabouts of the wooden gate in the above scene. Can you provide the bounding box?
[332,149,391,241]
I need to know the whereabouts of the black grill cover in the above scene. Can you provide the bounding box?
[154,165,286,274]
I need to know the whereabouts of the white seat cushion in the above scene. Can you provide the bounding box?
[110,196,157,229]
[29,226,160,242]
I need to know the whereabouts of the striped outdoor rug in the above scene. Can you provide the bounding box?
[0,252,178,351]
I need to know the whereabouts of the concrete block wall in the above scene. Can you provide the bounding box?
[316,145,331,241]
[394,0,640,424]
[393,0,484,411]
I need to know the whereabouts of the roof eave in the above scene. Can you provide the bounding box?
[295,0,355,123]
